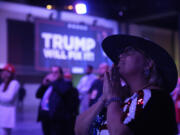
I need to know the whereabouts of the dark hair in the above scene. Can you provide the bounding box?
[148,63,165,89]
[87,65,93,70]
[3,72,14,92]
[141,52,165,89]
[58,66,63,76]
[52,66,64,78]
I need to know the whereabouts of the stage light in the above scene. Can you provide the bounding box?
[67,5,73,10]
[46,4,53,10]
[75,3,87,14]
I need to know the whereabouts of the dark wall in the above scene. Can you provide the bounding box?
[8,19,34,66]
[7,19,47,83]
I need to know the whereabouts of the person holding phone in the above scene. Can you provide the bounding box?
[75,35,178,135]
[36,66,75,135]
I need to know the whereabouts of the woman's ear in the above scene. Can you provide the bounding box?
[144,59,154,71]
[143,59,154,78]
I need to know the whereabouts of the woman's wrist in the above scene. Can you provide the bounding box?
[106,94,120,101]
[105,97,123,107]
[98,96,107,106]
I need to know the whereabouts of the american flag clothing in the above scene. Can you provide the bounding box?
[89,89,152,135]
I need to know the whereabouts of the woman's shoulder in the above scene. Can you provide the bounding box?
[123,89,173,124]
[9,80,20,87]
[144,89,175,120]
[150,89,173,104]
[127,89,177,134]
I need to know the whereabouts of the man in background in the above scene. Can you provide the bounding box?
[64,71,80,127]
[36,66,76,135]
[77,65,97,113]
[88,63,109,106]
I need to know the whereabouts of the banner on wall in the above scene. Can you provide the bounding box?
[35,19,113,73]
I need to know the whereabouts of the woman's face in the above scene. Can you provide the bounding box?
[118,47,147,78]
[1,70,12,82]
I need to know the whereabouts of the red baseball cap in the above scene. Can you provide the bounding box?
[64,72,72,80]
[3,64,15,73]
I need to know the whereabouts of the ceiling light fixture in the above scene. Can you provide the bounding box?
[75,3,87,14]
[67,5,73,10]
[46,4,53,10]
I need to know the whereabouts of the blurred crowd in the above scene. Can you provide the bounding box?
[0,62,109,135]
[0,62,180,135]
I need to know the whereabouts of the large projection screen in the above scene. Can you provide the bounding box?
[35,19,113,73]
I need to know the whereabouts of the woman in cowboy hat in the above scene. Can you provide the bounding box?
[75,35,178,135]
[0,64,20,135]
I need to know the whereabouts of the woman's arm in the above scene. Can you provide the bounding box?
[0,80,20,103]
[35,85,49,98]
[75,96,105,135]
[36,74,53,98]
[107,102,133,135]
[104,70,133,135]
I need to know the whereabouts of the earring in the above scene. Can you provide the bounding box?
[144,69,150,78]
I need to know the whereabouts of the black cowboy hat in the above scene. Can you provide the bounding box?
[102,34,178,92]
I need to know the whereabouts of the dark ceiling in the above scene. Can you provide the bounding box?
[2,0,180,30]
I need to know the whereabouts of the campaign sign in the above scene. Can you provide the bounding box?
[35,19,113,73]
